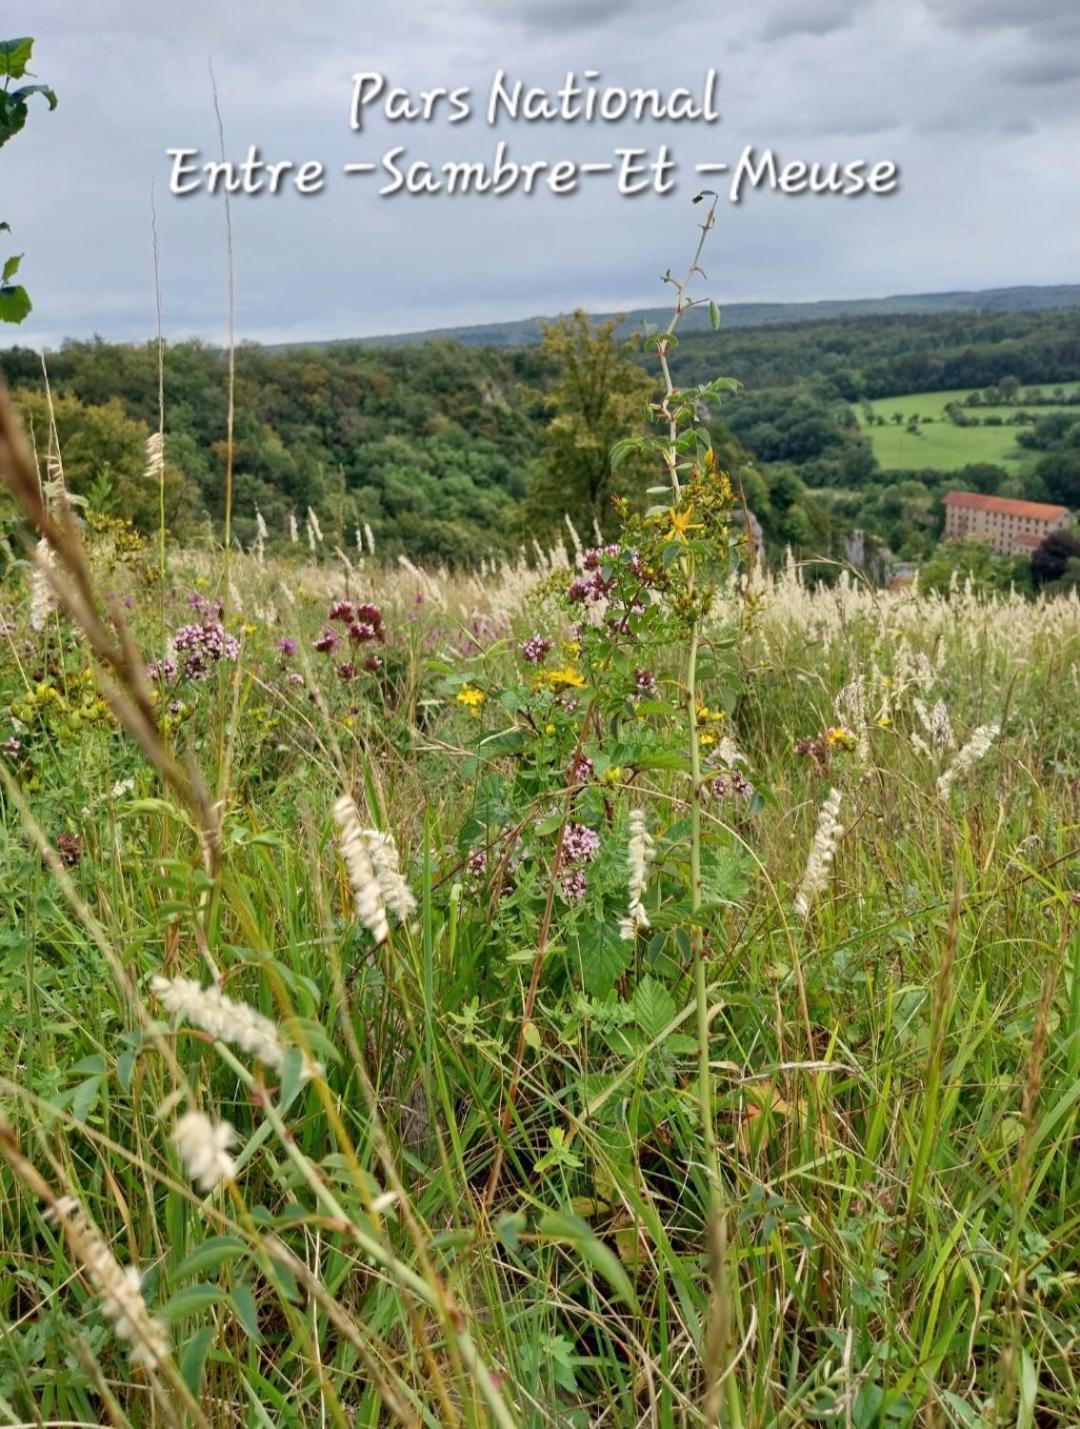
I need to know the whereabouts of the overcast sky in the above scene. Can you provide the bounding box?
[2,0,1077,349]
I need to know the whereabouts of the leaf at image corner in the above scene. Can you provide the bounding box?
[0,283,32,323]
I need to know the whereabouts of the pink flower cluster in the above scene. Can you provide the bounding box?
[559,822,601,866]
[171,622,240,681]
[521,633,553,664]
[316,599,386,663]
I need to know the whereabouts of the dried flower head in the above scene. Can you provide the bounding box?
[173,1110,237,1191]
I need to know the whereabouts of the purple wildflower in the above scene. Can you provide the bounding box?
[147,656,177,683]
[521,633,553,665]
[634,668,657,694]
[559,823,601,866]
[1,737,21,757]
[314,629,339,655]
[567,753,594,785]
[328,600,354,623]
[172,622,240,681]
[278,636,297,657]
[560,869,588,903]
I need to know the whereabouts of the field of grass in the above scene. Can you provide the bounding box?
[1,411,1079,1426]
[857,386,1080,472]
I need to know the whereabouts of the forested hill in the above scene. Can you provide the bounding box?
[296,284,1080,352]
[0,303,1076,567]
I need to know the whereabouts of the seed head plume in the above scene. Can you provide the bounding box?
[48,1195,170,1371]
[936,723,999,800]
[619,808,655,940]
[794,787,844,920]
[151,973,318,1078]
[333,795,390,943]
[172,1110,237,1191]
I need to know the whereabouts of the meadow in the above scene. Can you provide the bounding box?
[858,387,1080,474]
[0,210,1078,1427]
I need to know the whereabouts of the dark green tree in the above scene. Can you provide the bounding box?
[524,312,654,538]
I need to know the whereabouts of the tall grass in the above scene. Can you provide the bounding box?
[0,258,1078,1424]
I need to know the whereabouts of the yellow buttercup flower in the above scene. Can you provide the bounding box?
[541,667,587,691]
[457,685,485,714]
[826,725,857,750]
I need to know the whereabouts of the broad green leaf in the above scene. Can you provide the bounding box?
[160,1284,229,1323]
[173,1235,248,1281]
[1,252,22,283]
[0,284,32,323]
[573,922,630,997]
[180,1325,215,1397]
[0,38,33,80]
[631,976,675,1038]
[536,1210,639,1312]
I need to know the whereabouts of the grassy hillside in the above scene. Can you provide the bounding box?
[857,386,1080,473]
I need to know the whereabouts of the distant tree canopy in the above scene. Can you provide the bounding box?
[1031,528,1080,589]
[918,536,1031,597]
[0,301,1074,570]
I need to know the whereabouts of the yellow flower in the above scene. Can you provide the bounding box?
[826,725,857,750]
[876,715,892,728]
[564,640,581,658]
[700,732,716,747]
[194,577,209,589]
[603,765,623,784]
[668,506,703,539]
[541,666,587,691]
[457,685,486,714]
[545,722,555,734]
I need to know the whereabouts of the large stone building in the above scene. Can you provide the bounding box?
[942,491,1071,558]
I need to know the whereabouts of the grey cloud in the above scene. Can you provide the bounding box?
[925,0,1079,42]
[4,0,1077,351]
[758,0,859,41]
[999,54,1080,86]
[468,0,692,33]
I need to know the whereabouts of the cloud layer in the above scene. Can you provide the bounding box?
[2,0,1076,348]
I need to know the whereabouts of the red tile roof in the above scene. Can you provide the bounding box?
[943,491,1069,521]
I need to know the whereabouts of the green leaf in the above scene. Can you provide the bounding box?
[71,1074,103,1123]
[573,922,630,998]
[160,1284,229,1323]
[230,1284,262,1343]
[11,84,58,113]
[0,38,33,80]
[1,253,22,283]
[709,299,721,331]
[0,284,32,323]
[180,1325,215,1397]
[631,976,675,1038]
[536,1210,639,1312]
[700,847,749,905]
[173,1235,248,1282]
